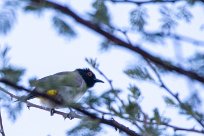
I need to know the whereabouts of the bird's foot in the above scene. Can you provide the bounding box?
[26,103,31,110]
[50,108,55,116]
[66,110,76,120]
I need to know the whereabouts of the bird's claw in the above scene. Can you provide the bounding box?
[26,103,31,110]
[66,110,76,120]
[50,108,55,116]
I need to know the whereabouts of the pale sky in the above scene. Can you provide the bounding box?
[0,0,204,136]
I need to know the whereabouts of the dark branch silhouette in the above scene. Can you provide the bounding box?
[0,109,5,136]
[108,0,204,5]
[135,118,204,134]
[0,78,141,136]
[28,0,204,84]
[87,59,204,135]
[146,60,204,128]
[108,0,183,5]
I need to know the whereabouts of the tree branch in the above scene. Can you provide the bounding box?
[74,107,141,136]
[0,109,5,136]
[135,118,204,134]
[108,0,183,5]
[108,0,204,5]
[114,30,204,133]
[169,33,204,46]
[146,60,204,128]
[29,0,204,84]
[143,31,204,46]
[0,86,80,119]
[0,78,61,105]
[0,79,141,136]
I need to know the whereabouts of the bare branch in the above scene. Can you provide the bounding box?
[0,86,81,119]
[169,33,204,46]
[135,118,204,134]
[146,60,204,128]
[107,0,183,5]
[28,0,204,84]
[0,80,141,136]
[107,0,204,5]
[143,31,204,46]
[0,78,61,105]
[0,109,5,136]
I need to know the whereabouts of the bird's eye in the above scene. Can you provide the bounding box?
[87,71,93,77]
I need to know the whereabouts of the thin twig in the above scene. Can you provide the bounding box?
[88,64,126,107]
[94,66,114,90]
[146,60,204,128]
[0,78,61,105]
[135,118,204,134]
[29,0,204,83]
[108,0,183,5]
[75,107,142,136]
[0,109,5,136]
[169,33,204,46]
[0,86,82,119]
[120,30,204,134]
[0,86,140,136]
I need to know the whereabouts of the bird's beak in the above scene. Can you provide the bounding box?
[94,78,104,83]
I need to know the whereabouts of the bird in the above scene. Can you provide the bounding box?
[20,68,104,116]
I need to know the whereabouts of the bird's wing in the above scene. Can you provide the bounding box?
[33,71,83,92]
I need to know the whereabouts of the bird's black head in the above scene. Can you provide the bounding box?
[77,68,104,88]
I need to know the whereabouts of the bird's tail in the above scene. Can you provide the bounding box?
[15,93,36,102]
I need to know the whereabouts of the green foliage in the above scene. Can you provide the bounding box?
[163,96,177,107]
[100,89,119,113]
[125,85,141,119]
[179,102,195,116]
[0,0,203,135]
[176,5,193,22]
[125,98,141,119]
[52,16,76,38]
[140,108,171,136]
[188,53,204,76]
[0,8,16,35]
[85,58,99,69]
[67,118,102,136]
[141,122,163,136]
[159,5,192,34]
[0,45,10,67]
[90,0,111,26]
[81,90,102,107]
[142,32,165,44]
[1,93,24,122]
[186,92,201,109]
[0,45,25,122]
[186,0,197,5]
[159,6,178,33]
[179,94,203,120]
[153,108,161,124]
[0,67,25,83]
[130,7,148,31]
[128,84,141,100]
[24,4,44,14]
[0,46,25,83]
[100,38,114,51]
[124,66,153,81]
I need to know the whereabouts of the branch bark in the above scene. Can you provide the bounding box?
[108,0,204,5]
[0,110,5,136]
[146,60,204,128]
[135,118,204,134]
[108,0,183,5]
[29,0,204,84]
[0,79,141,136]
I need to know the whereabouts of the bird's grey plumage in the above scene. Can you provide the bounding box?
[25,70,87,108]
[21,68,103,109]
